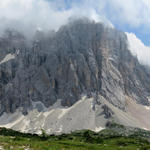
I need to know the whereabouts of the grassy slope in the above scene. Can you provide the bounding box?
[0,123,150,150]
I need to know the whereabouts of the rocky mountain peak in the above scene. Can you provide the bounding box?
[0,19,150,114]
[0,19,150,133]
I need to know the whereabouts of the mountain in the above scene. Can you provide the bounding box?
[0,18,150,134]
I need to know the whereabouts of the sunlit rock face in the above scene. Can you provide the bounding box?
[0,18,150,133]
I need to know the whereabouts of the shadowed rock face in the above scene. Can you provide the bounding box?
[0,18,150,115]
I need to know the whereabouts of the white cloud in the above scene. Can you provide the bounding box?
[0,0,112,38]
[0,0,70,34]
[100,0,150,28]
[0,0,150,32]
[1,0,150,66]
[126,32,150,66]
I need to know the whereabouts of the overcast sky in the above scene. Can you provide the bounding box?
[0,0,150,45]
[0,0,150,65]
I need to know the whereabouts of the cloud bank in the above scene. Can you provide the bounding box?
[0,0,150,66]
[1,0,150,34]
[94,0,150,28]
[1,0,150,32]
[0,0,112,38]
[126,32,150,66]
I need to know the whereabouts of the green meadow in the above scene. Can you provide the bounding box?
[0,123,150,150]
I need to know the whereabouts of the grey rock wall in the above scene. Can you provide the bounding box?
[0,18,150,115]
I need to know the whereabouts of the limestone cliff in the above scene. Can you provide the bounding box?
[0,19,150,133]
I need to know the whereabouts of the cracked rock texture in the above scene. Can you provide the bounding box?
[0,18,150,116]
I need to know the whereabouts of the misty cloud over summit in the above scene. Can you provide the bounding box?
[0,0,150,67]
[0,0,111,37]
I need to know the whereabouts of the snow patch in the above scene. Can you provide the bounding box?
[16,49,20,55]
[143,127,149,131]
[0,53,15,64]
[147,97,150,102]
[94,126,105,132]
[0,50,19,65]
[145,106,150,110]
[108,57,115,62]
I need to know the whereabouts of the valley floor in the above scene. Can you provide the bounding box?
[0,124,150,150]
[0,136,150,150]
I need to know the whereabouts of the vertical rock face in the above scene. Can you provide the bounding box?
[100,28,150,109]
[0,18,150,116]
